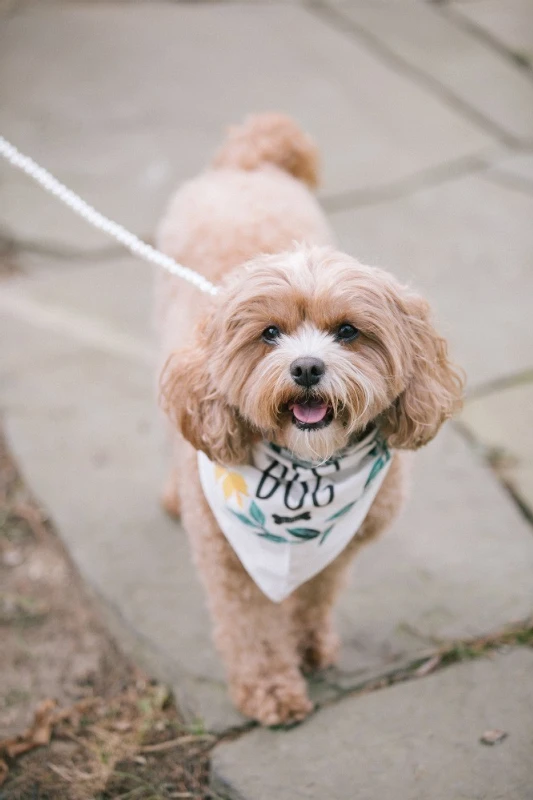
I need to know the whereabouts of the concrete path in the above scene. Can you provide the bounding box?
[1,0,532,796]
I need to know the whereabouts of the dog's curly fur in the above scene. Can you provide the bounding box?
[156,113,464,726]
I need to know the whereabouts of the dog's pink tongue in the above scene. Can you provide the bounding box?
[292,402,328,424]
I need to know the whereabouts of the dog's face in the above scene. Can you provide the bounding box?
[161,247,463,464]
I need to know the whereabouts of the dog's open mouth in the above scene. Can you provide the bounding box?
[287,399,334,431]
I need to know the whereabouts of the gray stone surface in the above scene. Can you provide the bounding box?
[2,266,533,729]
[2,257,155,347]
[0,1,491,252]
[212,649,533,800]
[331,0,533,142]
[455,0,533,61]
[329,171,533,388]
[461,382,533,513]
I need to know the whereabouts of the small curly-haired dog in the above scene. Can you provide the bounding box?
[157,114,463,726]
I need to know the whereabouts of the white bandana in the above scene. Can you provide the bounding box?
[198,428,391,603]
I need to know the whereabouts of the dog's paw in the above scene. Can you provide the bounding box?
[232,672,313,727]
[299,627,340,673]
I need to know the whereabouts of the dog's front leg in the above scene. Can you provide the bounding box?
[289,539,363,673]
[183,502,312,726]
[221,583,314,727]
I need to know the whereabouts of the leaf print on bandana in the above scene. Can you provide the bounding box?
[258,531,290,544]
[215,465,249,508]
[319,524,334,545]
[287,527,322,541]
[364,437,391,488]
[229,505,285,543]
[326,501,356,522]
[230,509,259,527]
[249,501,266,527]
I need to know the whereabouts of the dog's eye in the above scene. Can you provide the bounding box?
[336,323,359,342]
[262,325,281,344]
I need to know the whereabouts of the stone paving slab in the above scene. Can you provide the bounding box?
[331,0,533,142]
[455,0,533,61]
[328,171,533,388]
[0,1,492,252]
[212,649,533,800]
[1,263,533,730]
[461,382,533,514]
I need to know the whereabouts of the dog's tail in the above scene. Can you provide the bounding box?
[211,113,319,189]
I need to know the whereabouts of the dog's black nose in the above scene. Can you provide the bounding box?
[290,357,325,387]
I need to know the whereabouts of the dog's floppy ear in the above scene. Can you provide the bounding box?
[380,293,464,449]
[159,323,251,466]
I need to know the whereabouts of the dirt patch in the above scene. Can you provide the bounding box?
[0,428,217,799]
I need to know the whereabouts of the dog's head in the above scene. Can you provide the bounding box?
[161,246,464,465]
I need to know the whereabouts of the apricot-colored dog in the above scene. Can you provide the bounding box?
[157,114,463,726]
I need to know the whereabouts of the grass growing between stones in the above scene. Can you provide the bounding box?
[333,617,533,705]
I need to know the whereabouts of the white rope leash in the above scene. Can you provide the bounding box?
[0,135,218,296]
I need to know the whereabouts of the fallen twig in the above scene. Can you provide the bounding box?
[139,734,215,754]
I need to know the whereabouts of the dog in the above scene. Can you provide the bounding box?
[156,113,463,726]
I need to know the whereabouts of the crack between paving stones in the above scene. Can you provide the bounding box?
[209,621,532,797]
[305,0,522,148]
[0,226,146,264]
[480,169,533,200]
[441,4,533,81]
[452,419,533,530]
[320,152,490,212]
[303,617,533,718]
[465,368,533,401]
[210,619,533,746]
[321,142,533,212]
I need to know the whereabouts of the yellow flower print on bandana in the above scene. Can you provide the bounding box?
[215,466,249,508]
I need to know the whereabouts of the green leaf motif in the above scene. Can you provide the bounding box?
[319,525,334,545]
[287,527,322,540]
[249,501,266,527]
[364,457,385,488]
[257,531,289,544]
[326,501,356,522]
[229,509,257,528]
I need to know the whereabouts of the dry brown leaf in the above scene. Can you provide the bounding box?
[53,696,99,723]
[140,734,214,754]
[0,698,57,758]
[0,758,8,787]
[32,698,57,744]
